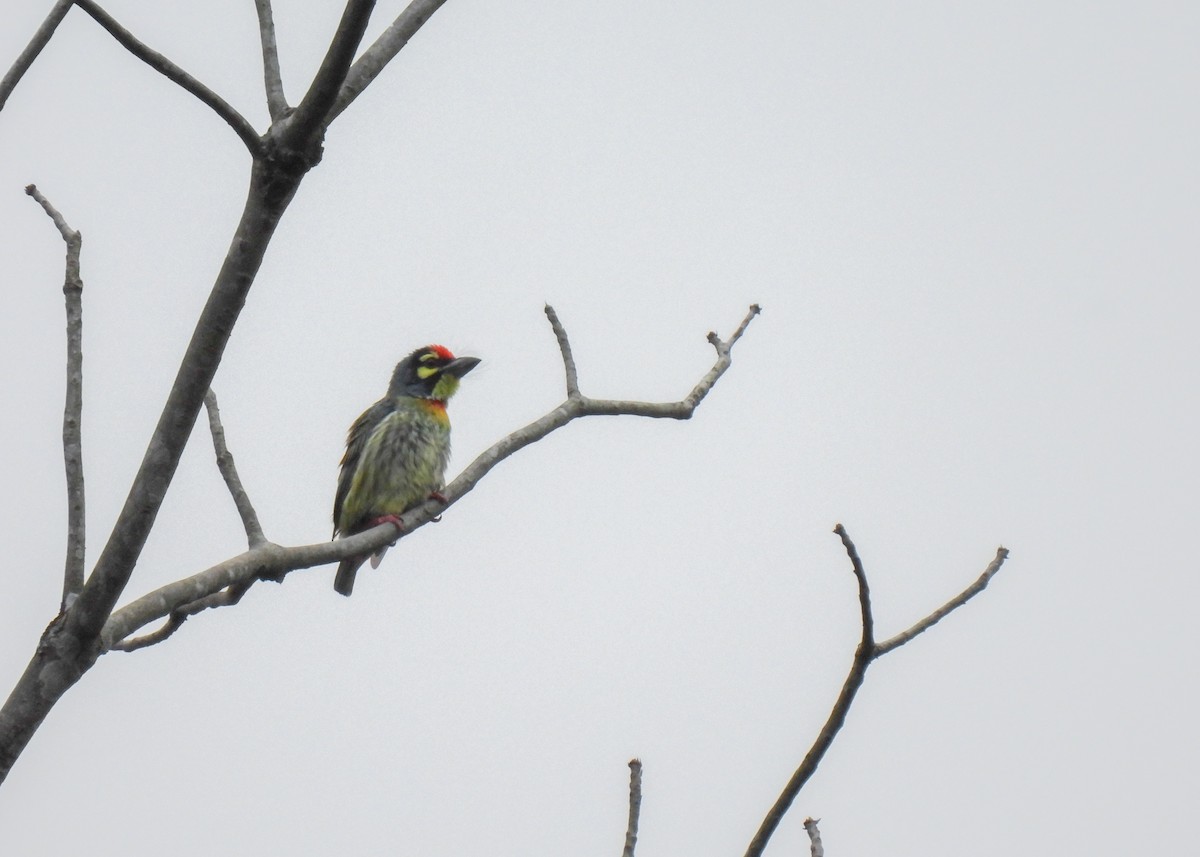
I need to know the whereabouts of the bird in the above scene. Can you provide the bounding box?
[332,344,480,596]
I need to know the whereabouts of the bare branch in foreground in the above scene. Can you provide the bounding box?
[803,817,824,857]
[254,0,289,121]
[72,0,262,154]
[0,0,73,111]
[204,390,266,548]
[329,0,452,123]
[26,185,86,608]
[743,528,1010,857]
[622,758,643,857]
[102,305,760,651]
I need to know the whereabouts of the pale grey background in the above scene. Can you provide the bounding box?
[1,1,1196,855]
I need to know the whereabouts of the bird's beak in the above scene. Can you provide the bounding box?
[443,356,481,378]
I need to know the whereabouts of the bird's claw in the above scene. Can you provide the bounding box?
[368,514,405,535]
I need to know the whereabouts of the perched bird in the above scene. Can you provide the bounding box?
[332,345,480,596]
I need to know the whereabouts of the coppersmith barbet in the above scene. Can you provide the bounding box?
[332,345,480,596]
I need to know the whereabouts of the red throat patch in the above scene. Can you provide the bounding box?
[429,344,455,360]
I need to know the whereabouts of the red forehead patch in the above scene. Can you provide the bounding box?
[429,344,455,360]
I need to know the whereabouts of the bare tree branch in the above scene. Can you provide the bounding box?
[71,0,262,154]
[328,0,452,123]
[204,389,265,548]
[803,817,824,857]
[289,0,376,136]
[621,758,643,857]
[253,0,289,121]
[874,547,1010,656]
[544,304,580,397]
[0,0,73,111]
[743,528,1010,857]
[26,185,86,608]
[101,305,759,649]
[744,525,875,857]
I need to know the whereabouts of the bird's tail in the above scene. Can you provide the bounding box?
[334,555,366,597]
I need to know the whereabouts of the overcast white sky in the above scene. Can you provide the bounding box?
[1,1,1197,855]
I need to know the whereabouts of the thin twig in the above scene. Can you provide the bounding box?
[329,0,452,123]
[544,304,580,397]
[836,523,874,652]
[27,185,86,608]
[204,389,266,547]
[109,580,253,652]
[621,758,643,857]
[253,0,289,121]
[874,547,1010,656]
[103,306,760,650]
[0,0,73,111]
[72,0,262,154]
[108,612,185,652]
[803,818,824,857]
[743,525,875,857]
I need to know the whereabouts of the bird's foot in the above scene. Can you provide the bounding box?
[368,514,405,541]
[427,491,447,522]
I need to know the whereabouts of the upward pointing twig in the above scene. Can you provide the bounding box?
[26,185,86,609]
[203,389,266,547]
[621,758,643,857]
[254,0,289,121]
[544,304,580,398]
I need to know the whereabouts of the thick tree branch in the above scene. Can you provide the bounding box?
[0,0,73,112]
[72,0,262,154]
[621,758,643,857]
[102,305,759,649]
[26,185,86,608]
[289,0,376,136]
[253,0,289,121]
[328,0,452,123]
[204,389,265,548]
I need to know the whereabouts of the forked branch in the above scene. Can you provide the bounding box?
[742,528,1010,857]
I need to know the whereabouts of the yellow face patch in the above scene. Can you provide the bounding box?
[416,365,439,379]
[431,374,460,400]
